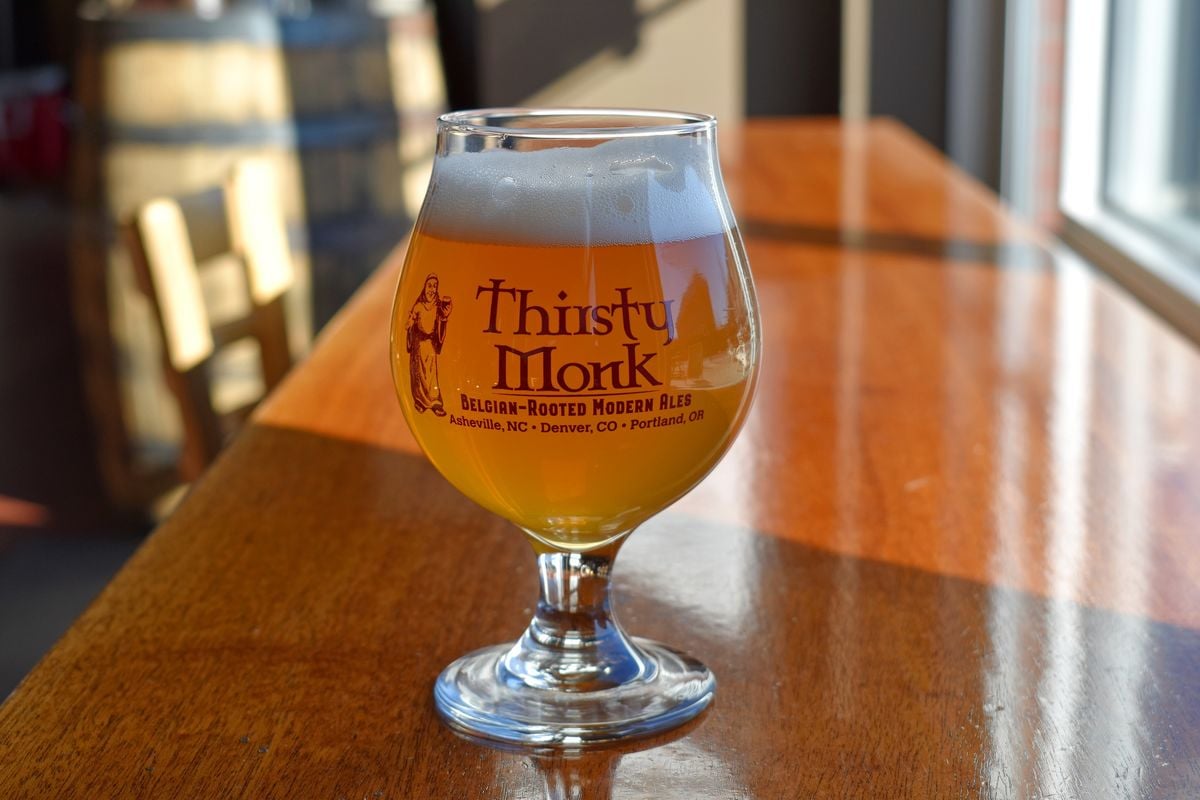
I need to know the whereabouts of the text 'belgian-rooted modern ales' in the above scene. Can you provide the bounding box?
[389,109,760,746]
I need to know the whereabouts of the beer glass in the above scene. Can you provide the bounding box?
[390,109,760,745]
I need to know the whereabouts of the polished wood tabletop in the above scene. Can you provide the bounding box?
[3,119,1199,798]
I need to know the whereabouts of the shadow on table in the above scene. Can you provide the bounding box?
[742,218,1054,269]
[2,425,1196,799]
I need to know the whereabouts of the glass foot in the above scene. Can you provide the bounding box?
[434,637,715,746]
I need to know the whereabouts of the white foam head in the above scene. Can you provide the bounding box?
[421,136,728,246]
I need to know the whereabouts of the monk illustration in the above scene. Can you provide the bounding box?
[406,274,452,416]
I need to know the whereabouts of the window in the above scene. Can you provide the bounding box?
[1105,0,1200,257]
[1060,0,1200,340]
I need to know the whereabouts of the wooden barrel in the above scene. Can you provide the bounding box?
[71,5,445,505]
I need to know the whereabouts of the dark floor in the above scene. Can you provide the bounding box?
[0,189,144,699]
[0,532,143,699]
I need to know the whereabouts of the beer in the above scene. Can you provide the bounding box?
[390,133,758,552]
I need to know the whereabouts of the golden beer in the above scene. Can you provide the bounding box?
[391,229,756,551]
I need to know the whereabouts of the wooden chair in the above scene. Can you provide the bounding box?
[122,159,295,482]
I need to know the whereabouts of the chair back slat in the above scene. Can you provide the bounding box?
[130,198,214,372]
[228,159,295,305]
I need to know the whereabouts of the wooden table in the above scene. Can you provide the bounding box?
[3,119,1198,798]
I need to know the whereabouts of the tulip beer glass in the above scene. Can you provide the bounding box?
[391,109,760,745]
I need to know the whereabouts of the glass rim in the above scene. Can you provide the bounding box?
[437,107,717,140]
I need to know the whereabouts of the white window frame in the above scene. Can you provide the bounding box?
[1059,0,1200,342]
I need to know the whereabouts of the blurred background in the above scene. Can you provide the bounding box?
[0,0,1196,696]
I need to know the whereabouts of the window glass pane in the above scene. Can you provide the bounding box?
[1105,0,1200,258]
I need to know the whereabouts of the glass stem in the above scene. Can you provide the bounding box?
[501,549,650,692]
